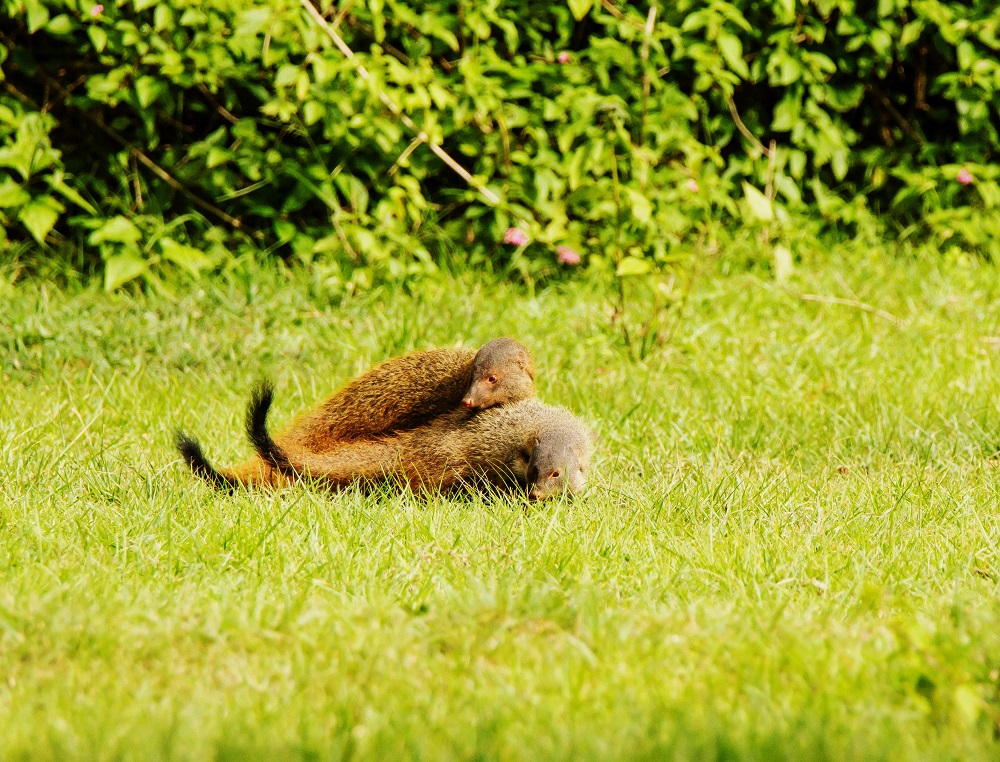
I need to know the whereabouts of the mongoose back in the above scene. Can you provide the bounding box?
[249,383,594,499]
[176,337,536,489]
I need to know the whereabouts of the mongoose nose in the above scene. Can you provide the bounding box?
[461,398,475,408]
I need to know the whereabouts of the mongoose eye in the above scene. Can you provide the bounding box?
[550,470,561,479]
[487,375,498,384]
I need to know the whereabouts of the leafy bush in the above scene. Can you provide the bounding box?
[1,0,998,290]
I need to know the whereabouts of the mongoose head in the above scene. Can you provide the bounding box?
[525,417,593,500]
[462,337,536,410]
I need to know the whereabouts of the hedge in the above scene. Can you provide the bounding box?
[1,0,998,289]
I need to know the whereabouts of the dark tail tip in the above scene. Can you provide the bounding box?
[245,380,289,472]
[175,430,236,490]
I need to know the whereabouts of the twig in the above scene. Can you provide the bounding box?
[297,0,500,206]
[764,139,777,201]
[343,15,411,65]
[496,112,511,172]
[599,0,646,30]
[387,133,427,177]
[799,293,907,328]
[197,83,239,125]
[42,74,86,114]
[725,94,773,158]
[332,0,357,31]
[636,4,657,188]
[132,154,143,209]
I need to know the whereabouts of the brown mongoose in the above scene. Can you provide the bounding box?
[176,337,536,489]
[247,382,594,499]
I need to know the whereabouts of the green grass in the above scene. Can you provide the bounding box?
[2,251,1000,760]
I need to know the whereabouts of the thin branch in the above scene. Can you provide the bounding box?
[42,74,87,114]
[343,15,411,65]
[131,153,143,210]
[387,133,427,177]
[636,3,657,190]
[197,83,239,125]
[332,0,357,31]
[799,293,907,328]
[725,94,773,158]
[599,0,646,30]
[297,0,500,205]
[764,139,777,201]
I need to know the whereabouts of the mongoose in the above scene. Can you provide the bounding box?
[248,382,594,499]
[176,337,536,489]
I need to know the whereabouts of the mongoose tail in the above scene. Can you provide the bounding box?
[175,431,241,490]
[245,380,287,472]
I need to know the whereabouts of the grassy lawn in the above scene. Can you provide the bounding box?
[2,251,1000,760]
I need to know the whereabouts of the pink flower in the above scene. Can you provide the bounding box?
[686,178,699,193]
[557,245,581,265]
[502,227,528,246]
[90,4,103,15]
[957,168,973,186]
[557,51,571,64]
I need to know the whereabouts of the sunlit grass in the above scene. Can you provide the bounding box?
[2,252,1000,760]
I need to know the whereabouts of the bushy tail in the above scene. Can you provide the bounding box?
[175,431,239,490]
[245,380,292,473]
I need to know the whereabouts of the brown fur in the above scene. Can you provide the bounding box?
[177,338,535,489]
[250,390,593,499]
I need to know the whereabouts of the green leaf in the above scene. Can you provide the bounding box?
[206,148,230,168]
[743,183,774,222]
[772,94,800,131]
[900,20,924,48]
[160,237,210,275]
[616,256,652,277]
[626,189,653,225]
[718,33,749,78]
[135,76,165,108]
[46,174,98,214]
[89,215,142,246]
[303,100,325,126]
[567,0,592,21]
[18,195,63,244]
[153,4,174,29]
[88,25,108,53]
[773,244,793,282]
[25,0,50,33]
[46,14,77,35]
[952,684,982,728]
[275,64,300,88]
[0,176,29,208]
[103,253,148,291]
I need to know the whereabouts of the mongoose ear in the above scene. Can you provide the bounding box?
[525,439,540,482]
[526,437,541,464]
[516,350,527,368]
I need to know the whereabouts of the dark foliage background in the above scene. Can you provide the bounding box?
[1,0,998,289]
